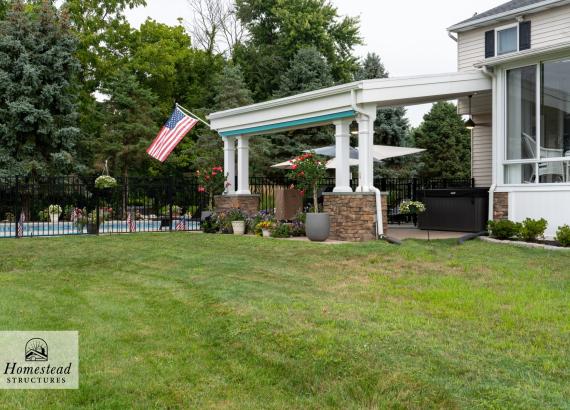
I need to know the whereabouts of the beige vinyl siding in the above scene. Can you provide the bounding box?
[457,4,570,72]
[471,114,492,187]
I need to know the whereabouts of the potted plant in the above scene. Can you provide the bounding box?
[227,208,246,236]
[48,204,62,223]
[196,165,225,220]
[401,200,427,237]
[83,209,106,235]
[257,221,274,237]
[71,208,87,233]
[288,152,329,241]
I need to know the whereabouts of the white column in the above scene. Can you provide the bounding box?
[236,136,251,195]
[333,120,353,193]
[223,136,236,195]
[356,105,377,192]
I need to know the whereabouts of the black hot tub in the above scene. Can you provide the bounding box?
[417,188,490,232]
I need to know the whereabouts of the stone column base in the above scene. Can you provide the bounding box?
[215,194,260,216]
[493,192,509,220]
[323,192,388,242]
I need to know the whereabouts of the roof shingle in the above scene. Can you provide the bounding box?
[452,0,547,28]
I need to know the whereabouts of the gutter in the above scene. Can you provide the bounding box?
[479,65,497,224]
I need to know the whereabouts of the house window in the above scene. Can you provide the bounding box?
[504,58,570,184]
[497,26,518,55]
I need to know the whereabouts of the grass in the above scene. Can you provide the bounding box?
[0,233,569,409]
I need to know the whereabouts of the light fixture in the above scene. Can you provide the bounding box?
[349,120,359,135]
[466,95,476,130]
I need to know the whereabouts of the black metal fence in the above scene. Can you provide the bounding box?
[250,176,474,220]
[1,175,474,238]
[1,176,207,238]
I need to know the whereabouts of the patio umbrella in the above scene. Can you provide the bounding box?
[271,158,359,170]
[303,145,425,162]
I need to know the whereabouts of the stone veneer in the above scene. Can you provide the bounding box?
[215,194,260,216]
[493,192,509,220]
[323,192,388,242]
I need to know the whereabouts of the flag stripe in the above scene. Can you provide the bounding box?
[152,119,197,162]
[147,107,199,163]
[154,118,197,161]
[151,118,192,158]
[147,127,169,156]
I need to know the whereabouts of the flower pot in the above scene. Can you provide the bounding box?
[232,221,246,236]
[86,223,99,235]
[305,213,330,242]
[262,229,271,238]
[49,214,59,224]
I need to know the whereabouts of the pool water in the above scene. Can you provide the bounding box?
[0,220,201,238]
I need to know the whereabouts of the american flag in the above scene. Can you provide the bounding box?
[17,210,25,238]
[175,217,187,231]
[127,212,136,233]
[147,107,198,162]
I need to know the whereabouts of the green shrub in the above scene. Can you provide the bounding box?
[159,205,181,217]
[202,215,219,234]
[518,218,548,242]
[555,225,570,247]
[38,209,50,222]
[271,223,291,238]
[488,220,520,240]
[4,212,15,223]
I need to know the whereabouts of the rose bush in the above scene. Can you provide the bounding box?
[287,152,328,212]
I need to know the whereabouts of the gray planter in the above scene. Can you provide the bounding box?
[305,213,330,242]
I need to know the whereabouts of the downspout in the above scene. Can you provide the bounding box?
[479,65,497,223]
[351,88,384,238]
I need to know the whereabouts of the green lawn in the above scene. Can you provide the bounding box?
[0,234,569,409]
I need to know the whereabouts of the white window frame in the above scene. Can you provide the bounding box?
[495,23,519,57]
[502,55,570,186]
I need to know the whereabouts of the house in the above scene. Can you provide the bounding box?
[449,0,570,237]
[209,0,570,240]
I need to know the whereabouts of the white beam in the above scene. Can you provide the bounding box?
[236,136,251,195]
[223,136,236,195]
[333,120,353,193]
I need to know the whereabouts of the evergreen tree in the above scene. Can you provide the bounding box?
[355,52,387,81]
[275,47,334,98]
[412,102,471,179]
[95,71,160,179]
[0,0,81,177]
[213,64,253,110]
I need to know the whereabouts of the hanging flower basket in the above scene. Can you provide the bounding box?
[95,175,118,189]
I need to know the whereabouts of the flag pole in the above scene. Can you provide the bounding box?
[176,103,211,129]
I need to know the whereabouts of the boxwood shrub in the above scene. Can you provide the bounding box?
[555,225,570,247]
[488,220,521,240]
[518,218,548,242]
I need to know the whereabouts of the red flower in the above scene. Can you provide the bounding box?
[212,172,217,176]
[198,186,206,193]
[291,164,297,170]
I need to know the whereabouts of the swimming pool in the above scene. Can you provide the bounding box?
[0,220,201,238]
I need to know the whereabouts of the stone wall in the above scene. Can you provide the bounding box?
[323,192,388,242]
[493,192,509,220]
[215,195,260,216]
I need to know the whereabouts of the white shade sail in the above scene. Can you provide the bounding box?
[271,158,360,170]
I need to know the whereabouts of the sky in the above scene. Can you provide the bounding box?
[126,0,500,126]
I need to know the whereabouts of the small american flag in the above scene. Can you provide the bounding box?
[127,212,136,233]
[175,217,187,231]
[17,210,25,238]
[147,107,198,162]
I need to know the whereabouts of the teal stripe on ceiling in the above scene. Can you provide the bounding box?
[219,110,355,137]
